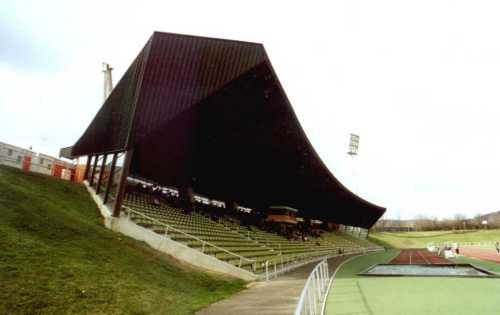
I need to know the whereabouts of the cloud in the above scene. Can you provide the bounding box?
[0,16,58,71]
[3,0,500,220]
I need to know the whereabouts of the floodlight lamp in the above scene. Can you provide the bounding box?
[348,133,359,156]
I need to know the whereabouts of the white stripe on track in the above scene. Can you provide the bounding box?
[416,250,430,264]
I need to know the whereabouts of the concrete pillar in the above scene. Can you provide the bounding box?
[89,155,99,187]
[113,149,134,217]
[104,153,118,204]
[96,154,108,194]
[179,186,195,214]
[83,155,92,180]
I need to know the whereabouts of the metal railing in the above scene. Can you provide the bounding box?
[294,259,330,315]
[124,206,256,270]
[261,247,380,280]
[293,248,383,315]
[124,206,382,278]
[435,241,495,247]
[261,252,328,281]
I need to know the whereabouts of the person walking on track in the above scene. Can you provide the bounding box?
[495,241,500,255]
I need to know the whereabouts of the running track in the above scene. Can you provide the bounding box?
[460,246,500,264]
[390,249,450,264]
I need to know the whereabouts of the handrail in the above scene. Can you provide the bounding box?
[123,206,256,267]
[429,241,495,247]
[124,205,380,277]
[294,258,330,315]
[264,246,375,266]
[262,247,379,280]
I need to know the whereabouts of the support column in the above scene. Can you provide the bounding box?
[96,154,108,194]
[113,149,134,217]
[103,153,118,204]
[225,200,237,213]
[83,155,92,180]
[89,155,99,187]
[179,186,195,214]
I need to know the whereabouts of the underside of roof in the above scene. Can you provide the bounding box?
[72,31,386,228]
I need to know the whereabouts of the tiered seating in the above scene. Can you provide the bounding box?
[123,193,276,272]
[122,193,371,273]
[222,222,342,264]
[320,230,380,249]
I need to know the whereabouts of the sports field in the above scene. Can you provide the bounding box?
[370,229,500,248]
[389,249,449,264]
[460,246,500,263]
[325,250,500,315]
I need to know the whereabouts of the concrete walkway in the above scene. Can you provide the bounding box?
[197,255,355,315]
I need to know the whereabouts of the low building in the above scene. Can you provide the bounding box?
[0,141,33,170]
[0,141,75,181]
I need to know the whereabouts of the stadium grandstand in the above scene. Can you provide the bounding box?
[63,31,385,280]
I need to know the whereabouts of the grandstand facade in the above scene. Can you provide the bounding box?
[66,32,385,278]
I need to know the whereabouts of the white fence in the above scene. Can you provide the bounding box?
[260,247,377,281]
[294,248,382,315]
[294,259,330,315]
[429,241,497,249]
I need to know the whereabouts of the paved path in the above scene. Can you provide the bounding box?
[197,255,355,315]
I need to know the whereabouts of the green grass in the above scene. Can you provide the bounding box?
[334,249,400,278]
[0,165,245,315]
[451,256,500,274]
[369,229,500,249]
[326,251,500,315]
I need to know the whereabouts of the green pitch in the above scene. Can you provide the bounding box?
[325,250,500,315]
[370,229,500,248]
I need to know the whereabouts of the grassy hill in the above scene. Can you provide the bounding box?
[370,229,500,248]
[0,165,244,315]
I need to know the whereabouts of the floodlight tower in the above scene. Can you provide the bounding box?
[102,62,114,101]
[347,133,360,194]
[347,133,359,157]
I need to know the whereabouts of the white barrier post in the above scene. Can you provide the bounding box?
[265,260,269,281]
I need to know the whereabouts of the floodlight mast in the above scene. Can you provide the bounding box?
[347,133,359,194]
[102,62,114,101]
[347,133,359,157]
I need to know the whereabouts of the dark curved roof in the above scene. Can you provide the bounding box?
[72,31,385,228]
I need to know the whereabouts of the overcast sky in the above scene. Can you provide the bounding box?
[2,1,500,219]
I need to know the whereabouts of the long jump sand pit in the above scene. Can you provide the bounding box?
[360,249,498,278]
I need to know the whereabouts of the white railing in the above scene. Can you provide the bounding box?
[124,206,256,270]
[428,241,496,249]
[294,259,330,315]
[293,248,383,315]
[262,252,330,281]
[261,247,379,281]
[451,241,495,247]
[124,206,381,278]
